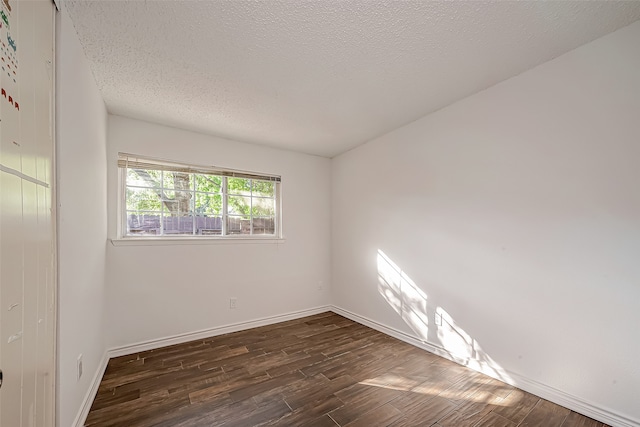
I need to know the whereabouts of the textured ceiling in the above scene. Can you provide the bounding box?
[65,1,640,158]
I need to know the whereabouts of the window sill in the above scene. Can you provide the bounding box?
[110,236,286,246]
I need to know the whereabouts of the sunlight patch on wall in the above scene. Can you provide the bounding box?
[377,249,511,383]
[377,249,429,340]
[435,307,510,382]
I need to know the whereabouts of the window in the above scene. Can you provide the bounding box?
[118,153,281,238]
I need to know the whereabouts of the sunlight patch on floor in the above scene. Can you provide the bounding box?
[358,372,513,406]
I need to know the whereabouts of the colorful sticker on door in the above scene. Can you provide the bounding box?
[1,87,19,110]
[0,0,17,84]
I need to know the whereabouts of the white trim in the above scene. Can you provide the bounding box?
[107,306,330,358]
[506,372,639,427]
[72,352,109,427]
[330,306,457,368]
[330,305,640,427]
[110,237,285,246]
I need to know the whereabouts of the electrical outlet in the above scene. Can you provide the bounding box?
[317,281,324,291]
[77,354,83,381]
[229,298,237,309]
[434,312,442,326]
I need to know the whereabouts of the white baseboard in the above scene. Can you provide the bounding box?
[72,352,109,427]
[107,305,332,358]
[506,371,639,427]
[330,305,639,427]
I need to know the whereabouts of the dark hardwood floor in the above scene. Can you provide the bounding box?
[86,312,607,427]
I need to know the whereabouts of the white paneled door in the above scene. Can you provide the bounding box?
[0,0,56,426]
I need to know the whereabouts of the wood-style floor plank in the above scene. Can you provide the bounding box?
[474,412,518,427]
[85,312,610,426]
[491,388,540,424]
[561,411,606,427]
[389,393,457,426]
[519,399,571,427]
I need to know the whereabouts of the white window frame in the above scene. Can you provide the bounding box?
[117,153,282,241]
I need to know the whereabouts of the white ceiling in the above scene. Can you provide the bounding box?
[65,1,640,158]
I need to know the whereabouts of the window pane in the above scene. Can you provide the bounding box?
[195,192,222,216]
[162,172,174,189]
[162,190,193,215]
[227,215,250,235]
[228,177,251,195]
[163,214,195,235]
[127,168,161,188]
[163,172,191,191]
[251,197,275,216]
[126,187,163,211]
[126,213,161,235]
[228,195,251,215]
[197,216,223,235]
[252,180,274,197]
[194,174,222,193]
[252,217,275,235]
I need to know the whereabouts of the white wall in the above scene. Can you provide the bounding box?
[332,21,640,425]
[105,116,331,349]
[56,7,108,427]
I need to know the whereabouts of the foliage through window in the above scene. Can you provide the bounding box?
[119,154,281,237]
